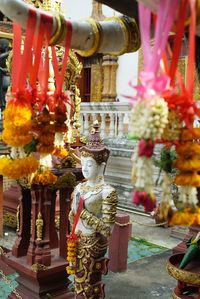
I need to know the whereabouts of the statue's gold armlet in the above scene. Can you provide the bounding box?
[80,209,110,237]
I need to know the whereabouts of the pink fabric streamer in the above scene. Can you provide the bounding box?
[130,71,170,100]
[139,0,179,74]
[128,0,179,103]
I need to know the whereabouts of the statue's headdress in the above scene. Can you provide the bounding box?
[80,121,110,165]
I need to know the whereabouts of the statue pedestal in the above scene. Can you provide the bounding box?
[4,251,74,299]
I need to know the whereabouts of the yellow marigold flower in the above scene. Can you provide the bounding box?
[2,129,33,147]
[52,147,69,158]
[174,158,200,171]
[175,172,200,187]
[176,143,200,156]
[66,266,75,275]
[169,208,200,226]
[32,169,57,185]
[4,103,32,127]
[0,156,39,180]
[181,128,200,141]
[67,256,76,262]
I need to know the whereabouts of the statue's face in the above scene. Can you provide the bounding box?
[81,156,100,180]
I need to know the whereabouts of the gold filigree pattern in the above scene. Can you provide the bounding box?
[36,212,43,241]
[31,263,48,272]
[166,260,200,285]
[80,182,105,193]
[25,0,61,11]
[3,213,17,228]
[91,63,103,102]
[74,233,108,298]
[81,209,111,237]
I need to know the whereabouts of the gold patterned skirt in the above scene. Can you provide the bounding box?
[75,232,109,299]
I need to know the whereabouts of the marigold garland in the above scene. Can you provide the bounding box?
[173,128,200,212]
[181,128,200,141]
[169,208,200,226]
[32,108,55,154]
[3,101,33,147]
[66,236,77,275]
[174,158,200,171]
[52,146,69,158]
[32,169,57,185]
[0,156,39,180]
[176,143,200,156]
[175,172,200,187]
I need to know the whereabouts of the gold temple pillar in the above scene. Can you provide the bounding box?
[102,55,118,102]
[91,62,103,102]
[90,1,119,102]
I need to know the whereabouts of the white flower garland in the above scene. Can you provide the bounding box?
[54,132,65,148]
[130,97,169,140]
[132,146,154,193]
[179,186,198,207]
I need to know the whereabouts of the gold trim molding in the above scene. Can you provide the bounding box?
[166,260,200,285]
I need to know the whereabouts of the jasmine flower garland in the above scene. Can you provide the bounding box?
[130,97,169,140]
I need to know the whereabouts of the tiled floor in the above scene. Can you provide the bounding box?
[127,237,167,264]
[0,237,167,299]
[0,273,18,299]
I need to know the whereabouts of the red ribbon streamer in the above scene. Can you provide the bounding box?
[51,19,72,93]
[68,196,84,240]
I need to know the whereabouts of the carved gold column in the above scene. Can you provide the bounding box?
[101,55,118,102]
[91,63,103,102]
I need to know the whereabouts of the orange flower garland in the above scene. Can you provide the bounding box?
[174,129,200,187]
[32,169,57,185]
[2,101,33,147]
[52,146,69,158]
[66,238,77,275]
[167,128,200,225]
[32,108,55,154]
[169,208,200,226]
[0,156,39,180]
[54,106,68,133]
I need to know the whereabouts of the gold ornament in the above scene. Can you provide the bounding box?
[105,16,140,55]
[36,211,43,241]
[76,18,101,57]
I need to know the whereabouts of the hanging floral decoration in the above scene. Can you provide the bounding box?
[152,147,177,222]
[130,1,179,212]
[169,128,200,225]
[165,1,200,225]
[0,156,39,180]
[130,0,200,226]
[66,234,78,275]
[0,10,73,187]
[32,168,57,186]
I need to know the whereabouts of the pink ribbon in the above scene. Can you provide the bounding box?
[128,0,179,103]
[129,71,170,102]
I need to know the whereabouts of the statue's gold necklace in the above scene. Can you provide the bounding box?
[80,182,105,192]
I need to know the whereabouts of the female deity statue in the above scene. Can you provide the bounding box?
[69,121,118,299]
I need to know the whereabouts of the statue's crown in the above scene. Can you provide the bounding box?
[80,121,110,164]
